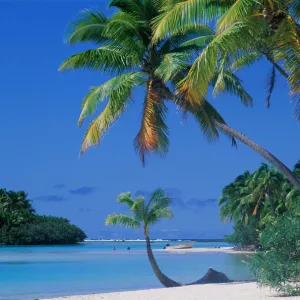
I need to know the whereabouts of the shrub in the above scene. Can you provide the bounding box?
[225,219,259,249]
[249,216,300,295]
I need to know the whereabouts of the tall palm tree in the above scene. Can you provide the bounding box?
[106,189,230,287]
[60,0,260,167]
[152,0,300,190]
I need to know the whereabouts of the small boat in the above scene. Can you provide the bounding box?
[166,242,194,249]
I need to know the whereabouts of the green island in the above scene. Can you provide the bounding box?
[0,189,86,245]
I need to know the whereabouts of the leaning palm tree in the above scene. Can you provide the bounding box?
[106,189,231,287]
[105,189,179,287]
[60,0,245,165]
[152,0,300,189]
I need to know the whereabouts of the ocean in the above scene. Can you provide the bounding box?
[0,241,252,300]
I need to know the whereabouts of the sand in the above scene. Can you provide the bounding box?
[43,282,299,300]
[159,247,253,254]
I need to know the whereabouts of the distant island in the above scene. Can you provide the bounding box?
[0,189,86,245]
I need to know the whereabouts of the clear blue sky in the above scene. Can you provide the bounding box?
[0,1,299,239]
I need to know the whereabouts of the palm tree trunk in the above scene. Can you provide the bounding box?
[145,234,182,287]
[213,120,300,190]
[144,230,231,287]
[267,190,277,218]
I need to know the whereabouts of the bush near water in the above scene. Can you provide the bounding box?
[0,189,86,245]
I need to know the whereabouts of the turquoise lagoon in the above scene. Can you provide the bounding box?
[0,242,252,300]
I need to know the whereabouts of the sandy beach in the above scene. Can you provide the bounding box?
[43,282,299,300]
[160,247,253,254]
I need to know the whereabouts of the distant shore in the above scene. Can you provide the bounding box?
[160,247,253,254]
[43,282,298,300]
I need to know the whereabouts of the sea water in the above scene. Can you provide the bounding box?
[0,242,252,300]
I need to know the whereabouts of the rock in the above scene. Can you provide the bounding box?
[192,268,232,285]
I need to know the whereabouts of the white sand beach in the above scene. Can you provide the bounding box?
[160,247,253,254]
[43,282,299,300]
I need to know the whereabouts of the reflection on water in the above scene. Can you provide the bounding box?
[0,242,253,300]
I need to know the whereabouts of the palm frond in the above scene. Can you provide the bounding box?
[148,208,173,225]
[134,80,169,165]
[117,192,134,208]
[152,0,229,42]
[59,46,140,73]
[272,17,300,119]
[217,0,259,31]
[65,9,108,45]
[212,70,253,107]
[102,12,146,50]
[78,72,145,126]
[230,51,262,71]
[80,87,133,154]
[155,52,190,82]
[109,0,144,16]
[105,213,141,228]
[146,188,171,213]
[130,196,145,222]
[265,66,276,108]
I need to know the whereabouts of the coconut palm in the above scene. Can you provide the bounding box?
[219,171,255,224]
[219,163,289,226]
[152,0,300,189]
[106,189,231,287]
[60,0,263,168]
[105,189,180,287]
[251,164,285,218]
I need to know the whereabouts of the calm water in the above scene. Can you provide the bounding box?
[0,242,252,300]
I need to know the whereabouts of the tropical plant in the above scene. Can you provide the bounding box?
[60,0,264,167]
[152,0,300,189]
[105,188,230,287]
[250,215,300,295]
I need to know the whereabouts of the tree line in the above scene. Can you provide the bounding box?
[0,189,86,245]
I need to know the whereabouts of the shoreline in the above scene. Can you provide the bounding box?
[157,247,253,254]
[42,282,298,300]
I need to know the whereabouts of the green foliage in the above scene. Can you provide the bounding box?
[61,0,251,164]
[225,219,259,248]
[0,189,86,245]
[153,0,300,117]
[249,216,300,295]
[105,188,172,235]
[220,161,300,248]
[0,216,86,245]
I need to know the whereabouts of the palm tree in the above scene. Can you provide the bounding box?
[219,171,255,225]
[219,163,289,227]
[106,189,231,287]
[60,0,267,170]
[106,189,181,287]
[251,164,285,218]
[152,0,300,190]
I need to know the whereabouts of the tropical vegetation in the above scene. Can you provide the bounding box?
[219,162,300,293]
[60,0,300,189]
[0,189,86,245]
[105,189,230,287]
[250,215,300,295]
[152,0,300,188]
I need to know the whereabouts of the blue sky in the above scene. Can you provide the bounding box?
[0,1,299,239]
